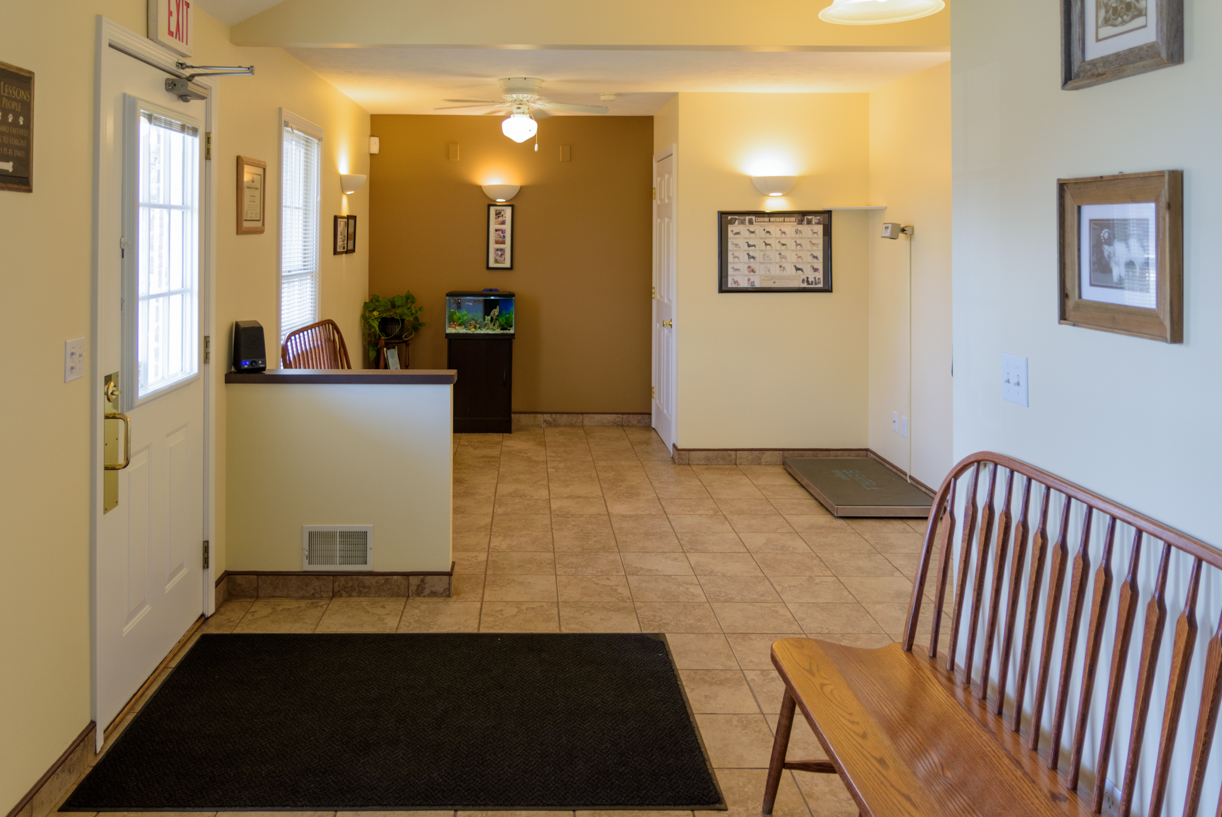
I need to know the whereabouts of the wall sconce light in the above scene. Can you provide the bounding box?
[819,0,945,25]
[481,184,521,202]
[340,174,367,195]
[752,176,798,197]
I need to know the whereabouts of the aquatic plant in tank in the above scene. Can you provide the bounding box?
[445,291,515,335]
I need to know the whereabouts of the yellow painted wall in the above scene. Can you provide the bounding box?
[367,115,653,413]
[665,93,872,449]
[0,4,369,810]
[867,63,952,488]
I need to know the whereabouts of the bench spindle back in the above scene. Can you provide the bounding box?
[905,453,1222,817]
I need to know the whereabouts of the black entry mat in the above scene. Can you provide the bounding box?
[64,633,724,811]
[785,457,933,518]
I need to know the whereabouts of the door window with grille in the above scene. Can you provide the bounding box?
[123,97,201,405]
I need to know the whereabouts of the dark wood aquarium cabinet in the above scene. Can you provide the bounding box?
[446,291,515,433]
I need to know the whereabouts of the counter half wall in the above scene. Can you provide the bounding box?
[225,369,456,577]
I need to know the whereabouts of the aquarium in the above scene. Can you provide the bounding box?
[445,291,515,336]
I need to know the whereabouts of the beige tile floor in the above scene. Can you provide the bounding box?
[67,427,939,817]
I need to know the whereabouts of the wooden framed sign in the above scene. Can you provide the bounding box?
[346,215,357,253]
[1063,0,1182,89]
[718,211,832,293]
[236,156,266,234]
[148,0,194,57]
[0,61,34,193]
[1057,170,1182,342]
[333,216,348,255]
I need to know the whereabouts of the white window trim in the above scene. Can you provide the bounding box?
[278,108,324,358]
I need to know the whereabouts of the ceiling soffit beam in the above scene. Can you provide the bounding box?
[231,0,951,49]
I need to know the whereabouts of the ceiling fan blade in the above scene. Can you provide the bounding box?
[442,99,499,104]
[433,104,505,111]
[535,101,609,114]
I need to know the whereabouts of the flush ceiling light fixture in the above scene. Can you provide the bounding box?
[752,176,798,197]
[481,184,521,202]
[818,0,945,25]
[340,174,367,195]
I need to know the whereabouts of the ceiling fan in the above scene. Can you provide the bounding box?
[434,77,609,144]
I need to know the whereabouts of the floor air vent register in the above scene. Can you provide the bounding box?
[302,526,373,570]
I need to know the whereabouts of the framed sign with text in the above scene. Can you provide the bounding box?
[236,156,265,234]
[718,211,833,293]
[0,61,34,193]
[148,0,194,57]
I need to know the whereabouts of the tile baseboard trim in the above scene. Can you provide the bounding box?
[672,447,870,466]
[217,565,456,600]
[5,721,94,817]
[511,412,651,429]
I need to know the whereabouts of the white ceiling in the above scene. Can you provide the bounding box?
[284,47,950,116]
[193,0,287,26]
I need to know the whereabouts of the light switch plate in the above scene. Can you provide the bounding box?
[65,338,85,382]
[1002,353,1028,407]
[901,416,908,438]
[892,411,899,432]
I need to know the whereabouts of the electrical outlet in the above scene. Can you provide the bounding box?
[892,412,899,432]
[1002,353,1029,407]
[64,338,85,382]
[1099,779,1121,816]
[901,416,908,438]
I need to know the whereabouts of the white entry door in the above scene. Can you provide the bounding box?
[652,148,677,451]
[93,22,210,739]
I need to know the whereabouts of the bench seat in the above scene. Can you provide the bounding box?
[771,638,1094,817]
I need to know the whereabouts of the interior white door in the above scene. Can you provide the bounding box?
[95,33,206,735]
[652,149,677,451]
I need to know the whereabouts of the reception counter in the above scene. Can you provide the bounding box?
[225,369,456,584]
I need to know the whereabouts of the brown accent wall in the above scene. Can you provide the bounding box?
[369,115,654,413]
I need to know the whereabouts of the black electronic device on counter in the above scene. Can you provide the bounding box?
[231,320,267,372]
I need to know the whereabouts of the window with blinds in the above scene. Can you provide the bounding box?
[280,117,321,342]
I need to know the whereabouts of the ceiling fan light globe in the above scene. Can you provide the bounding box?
[818,0,945,25]
[501,114,538,143]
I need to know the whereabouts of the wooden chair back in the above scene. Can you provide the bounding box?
[281,319,351,370]
[906,452,1222,817]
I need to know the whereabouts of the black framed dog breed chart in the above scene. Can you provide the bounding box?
[718,210,832,293]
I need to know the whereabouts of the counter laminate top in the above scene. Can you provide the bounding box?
[225,369,457,385]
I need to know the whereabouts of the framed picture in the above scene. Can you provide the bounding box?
[488,204,513,270]
[333,215,348,255]
[236,156,266,234]
[1058,171,1182,342]
[718,211,833,293]
[1062,0,1182,89]
[385,347,400,370]
[346,215,357,253]
[0,61,34,193]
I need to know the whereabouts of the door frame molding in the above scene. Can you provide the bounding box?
[90,16,218,750]
[652,144,677,452]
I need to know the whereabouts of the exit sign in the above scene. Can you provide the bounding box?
[148,0,193,57]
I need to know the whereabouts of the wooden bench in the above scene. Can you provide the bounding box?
[763,452,1222,817]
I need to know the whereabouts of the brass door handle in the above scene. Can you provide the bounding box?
[663,320,673,328]
[105,412,131,471]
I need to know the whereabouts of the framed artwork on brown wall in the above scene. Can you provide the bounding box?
[334,215,348,254]
[1057,170,1182,342]
[1062,0,1183,89]
[346,215,357,253]
[236,156,266,234]
[488,204,513,270]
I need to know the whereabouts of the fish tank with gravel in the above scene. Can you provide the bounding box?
[445,291,515,336]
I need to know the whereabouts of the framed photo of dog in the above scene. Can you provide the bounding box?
[1057,170,1182,342]
[1062,0,1183,89]
[718,211,832,293]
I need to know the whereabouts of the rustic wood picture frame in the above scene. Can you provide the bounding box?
[0,60,34,193]
[1062,0,1183,90]
[346,215,357,253]
[236,156,266,235]
[1058,171,1182,343]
